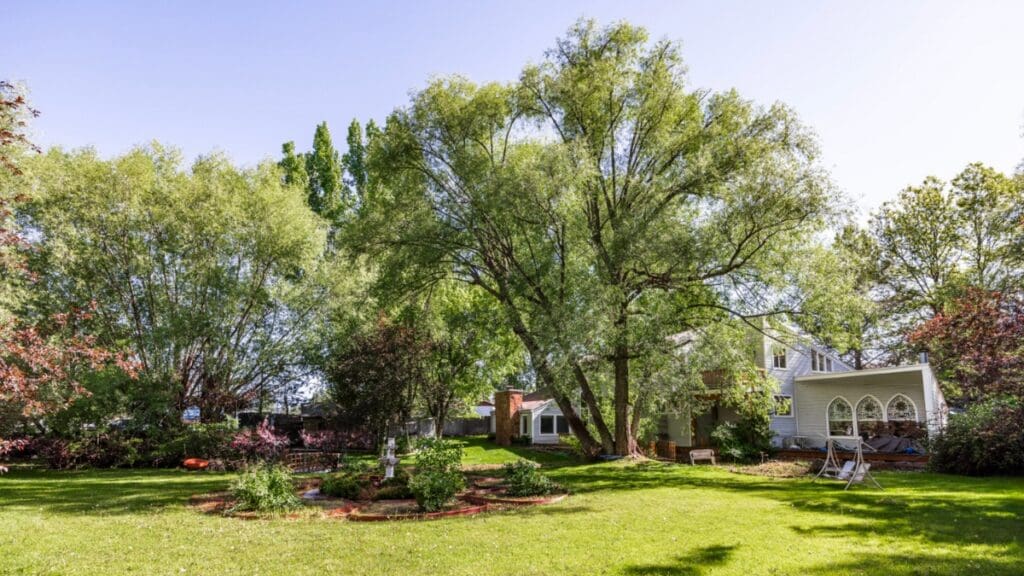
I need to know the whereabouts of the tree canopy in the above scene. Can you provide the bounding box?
[20,145,327,424]
[350,20,839,454]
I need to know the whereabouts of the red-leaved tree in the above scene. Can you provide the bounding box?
[1,81,135,462]
[910,288,1024,403]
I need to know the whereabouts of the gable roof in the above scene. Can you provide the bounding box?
[520,399,552,412]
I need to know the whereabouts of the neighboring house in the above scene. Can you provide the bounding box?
[492,389,570,445]
[659,327,948,451]
[474,400,494,419]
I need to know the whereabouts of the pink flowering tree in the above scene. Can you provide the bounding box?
[300,429,374,452]
[231,419,290,462]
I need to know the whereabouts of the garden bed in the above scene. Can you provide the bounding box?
[347,498,490,521]
[461,490,567,506]
[189,474,566,521]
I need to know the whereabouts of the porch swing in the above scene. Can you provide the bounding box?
[813,436,882,490]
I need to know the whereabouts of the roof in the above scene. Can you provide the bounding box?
[476,400,494,407]
[795,364,930,383]
[520,399,552,412]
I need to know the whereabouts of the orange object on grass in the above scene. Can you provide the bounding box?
[183,458,209,470]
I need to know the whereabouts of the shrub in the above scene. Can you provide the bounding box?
[33,433,146,469]
[395,434,414,455]
[381,466,410,488]
[560,434,583,458]
[512,435,532,446]
[409,438,464,511]
[152,420,239,465]
[373,484,414,500]
[320,472,364,500]
[339,455,375,475]
[230,463,301,512]
[231,419,290,462]
[930,397,1024,476]
[414,438,463,473]
[503,459,559,496]
[300,429,374,452]
[409,470,464,511]
[711,420,773,463]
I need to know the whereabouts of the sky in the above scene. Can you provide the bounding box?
[4,0,1023,217]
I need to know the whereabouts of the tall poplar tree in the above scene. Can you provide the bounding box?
[279,141,309,191]
[305,121,344,218]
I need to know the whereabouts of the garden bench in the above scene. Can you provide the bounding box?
[689,449,716,465]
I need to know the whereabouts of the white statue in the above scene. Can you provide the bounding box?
[381,437,399,480]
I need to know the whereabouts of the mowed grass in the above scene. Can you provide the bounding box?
[0,438,1022,576]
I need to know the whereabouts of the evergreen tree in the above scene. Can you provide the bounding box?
[305,121,344,218]
[279,141,309,191]
[342,119,367,201]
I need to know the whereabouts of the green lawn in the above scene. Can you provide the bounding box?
[1,438,1022,575]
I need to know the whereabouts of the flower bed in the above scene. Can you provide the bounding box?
[347,498,490,521]
[461,491,567,506]
[190,473,567,521]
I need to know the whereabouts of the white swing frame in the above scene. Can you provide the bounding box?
[813,436,883,490]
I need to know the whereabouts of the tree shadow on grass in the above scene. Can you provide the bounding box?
[0,469,231,516]
[799,549,1024,575]
[622,544,737,575]
[552,462,1024,546]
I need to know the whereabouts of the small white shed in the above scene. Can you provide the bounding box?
[516,399,569,444]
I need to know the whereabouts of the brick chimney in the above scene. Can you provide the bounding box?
[494,389,523,446]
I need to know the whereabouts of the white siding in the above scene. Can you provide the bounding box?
[763,332,852,445]
[793,368,930,446]
[530,403,564,444]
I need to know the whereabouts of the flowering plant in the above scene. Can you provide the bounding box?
[231,419,290,462]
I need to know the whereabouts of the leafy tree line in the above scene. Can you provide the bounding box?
[819,163,1024,373]
[3,20,1022,465]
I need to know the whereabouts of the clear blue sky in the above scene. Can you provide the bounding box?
[4,1,1023,215]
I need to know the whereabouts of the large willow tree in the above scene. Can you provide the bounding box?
[21,145,327,423]
[354,21,836,455]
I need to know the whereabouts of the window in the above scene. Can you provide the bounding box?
[856,396,883,423]
[887,395,918,421]
[772,395,793,417]
[827,397,854,436]
[811,350,833,372]
[540,415,555,435]
[556,415,570,434]
[772,345,787,369]
[520,415,529,436]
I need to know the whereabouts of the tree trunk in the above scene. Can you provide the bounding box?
[572,363,615,453]
[490,277,605,456]
[613,348,632,456]
[433,393,449,438]
[612,306,637,456]
[501,302,603,456]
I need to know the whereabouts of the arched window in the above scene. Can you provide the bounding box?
[856,396,884,423]
[856,396,884,437]
[827,397,854,436]
[887,394,918,422]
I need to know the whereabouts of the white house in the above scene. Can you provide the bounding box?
[492,390,570,445]
[659,328,948,452]
[474,400,494,419]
